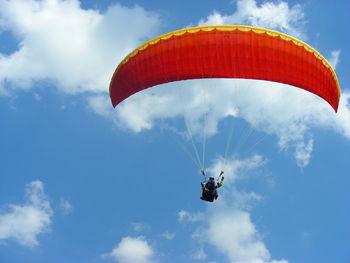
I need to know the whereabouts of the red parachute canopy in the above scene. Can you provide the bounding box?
[109,25,341,112]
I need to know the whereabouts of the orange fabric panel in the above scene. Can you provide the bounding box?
[110,27,340,112]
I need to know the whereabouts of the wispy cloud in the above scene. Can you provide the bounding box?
[59,198,73,215]
[198,0,306,39]
[178,209,204,223]
[192,248,207,260]
[160,231,175,240]
[206,154,266,184]
[328,49,341,70]
[295,139,314,168]
[0,181,53,247]
[334,91,350,138]
[131,222,149,233]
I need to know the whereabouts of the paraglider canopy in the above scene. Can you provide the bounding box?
[109,25,341,112]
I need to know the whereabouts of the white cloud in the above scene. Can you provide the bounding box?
[207,154,266,185]
[132,222,149,233]
[0,181,53,247]
[295,138,313,167]
[59,198,73,215]
[0,0,161,95]
[201,207,287,263]
[103,236,156,263]
[334,91,350,138]
[206,208,269,262]
[193,248,207,260]
[111,78,350,167]
[185,157,287,263]
[198,0,306,39]
[178,209,204,223]
[88,94,114,118]
[160,231,175,240]
[328,50,341,70]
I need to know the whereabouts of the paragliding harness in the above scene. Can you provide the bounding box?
[200,170,224,202]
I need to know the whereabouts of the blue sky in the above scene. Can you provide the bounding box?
[0,0,349,263]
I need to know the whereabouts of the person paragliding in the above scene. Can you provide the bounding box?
[200,171,224,202]
[109,25,341,202]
